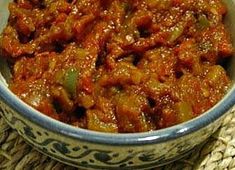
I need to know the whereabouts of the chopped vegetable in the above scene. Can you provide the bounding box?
[87,110,118,133]
[175,102,193,123]
[63,68,79,96]
[169,24,184,43]
[198,14,210,29]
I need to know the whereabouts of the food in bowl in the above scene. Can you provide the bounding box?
[0,0,233,133]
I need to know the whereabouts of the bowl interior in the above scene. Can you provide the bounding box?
[0,0,234,144]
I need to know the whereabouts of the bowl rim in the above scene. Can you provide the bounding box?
[0,81,234,146]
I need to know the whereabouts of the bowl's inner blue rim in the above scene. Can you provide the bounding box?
[0,81,235,146]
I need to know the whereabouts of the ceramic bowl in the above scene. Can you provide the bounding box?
[0,0,235,169]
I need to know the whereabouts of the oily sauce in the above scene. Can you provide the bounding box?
[0,0,233,133]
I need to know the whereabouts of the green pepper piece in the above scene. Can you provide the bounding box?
[198,14,210,29]
[169,24,184,43]
[63,68,79,96]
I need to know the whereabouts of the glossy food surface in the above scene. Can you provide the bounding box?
[0,0,233,133]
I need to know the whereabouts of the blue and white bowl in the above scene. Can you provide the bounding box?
[0,0,235,169]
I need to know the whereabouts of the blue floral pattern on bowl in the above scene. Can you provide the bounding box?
[0,99,226,169]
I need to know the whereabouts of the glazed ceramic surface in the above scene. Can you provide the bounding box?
[0,1,235,169]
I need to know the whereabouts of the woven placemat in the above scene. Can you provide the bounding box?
[0,107,235,170]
